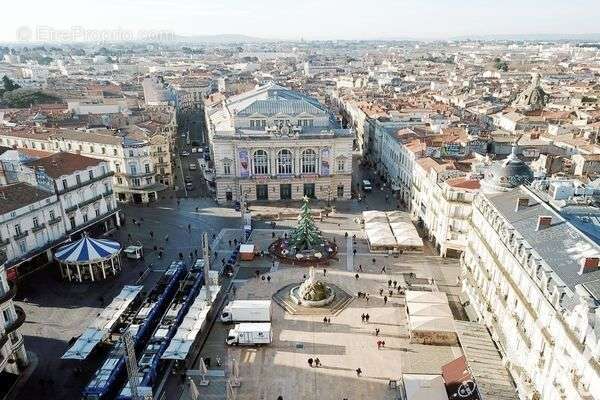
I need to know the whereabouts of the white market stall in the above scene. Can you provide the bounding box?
[54,235,123,282]
[362,211,423,252]
[402,374,448,400]
[405,290,457,345]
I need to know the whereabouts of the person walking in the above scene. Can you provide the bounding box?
[308,358,313,368]
[356,367,362,377]
[361,313,366,323]
[355,273,359,280]
[323,268,327,277]
[187,224,191,232]
[365,293,370,302]
[228,240,232,247]
[353,248,357,256]
[149,230,154,239]
[315,358,321,367]
[267,275,271,283]
[388,279,392,287]
[379,288,384,296]
[381,340,386,348]
[393,280,397,288]
[389,289,394,297]
[383,296,388,305]
[358,264,363,272]
[365,314,370,323]
[375,328,380,336]
[377,340,382,349]
[381,266,386,273]
[164,234,169,242]
[323,317,328,324]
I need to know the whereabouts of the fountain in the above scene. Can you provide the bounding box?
[289,267,335,307]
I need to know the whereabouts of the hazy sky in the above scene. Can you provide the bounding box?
[2,0,600,42]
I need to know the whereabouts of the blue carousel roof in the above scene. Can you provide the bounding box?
[55,236,121,264]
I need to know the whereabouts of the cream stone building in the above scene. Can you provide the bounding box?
[206,84,353,203]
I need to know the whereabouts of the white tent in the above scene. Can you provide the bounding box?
[405,290,449,305]
[403,374,448,400]
[408,315,456,333]
[407,301,453,318]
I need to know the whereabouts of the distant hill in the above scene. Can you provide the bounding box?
[448,33,600,42]
[173,34,267,44]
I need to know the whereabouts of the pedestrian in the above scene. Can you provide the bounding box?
[356,367,362,377]
[379,288,384,296]
[179,252,183,260]
[187,224,191,232]
[377,340,381,349]
[357,291,362,298]
[150,230,154,239]
[355,273,359,280]
[261,275,265,281]
[365,293,369,302]
[361,313,366,323]
[353,248,357,256]
[388,279,392,287]
[177,199,180,207]
[389,290,393,297]
[397,286,402,295]
[308,358,313,368]
[381,340,385,348]
[323,317,328,324]
[190,252,194,261]
[358,264,363,272]
[277,397,283,400]
[315,357,321,367]
[365,314,370,323]
[234,238,238,245]
[372,258,376,264]
[158,250,163,259]
[323,268,327,276]
[267,275,271,283]
[383,296,388,305]
[393,280,397,288]
[127,233,132,241]
[165,234,169,242]
[228,240,232,247]
[375,328,380,336]
[345,232,348,238]
[327,317,331,324]
[381,266,386,273]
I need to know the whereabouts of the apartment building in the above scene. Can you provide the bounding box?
[206,83,353,203]
[0,251,28,382]
[0,128,173,204]
[0,183,66,280]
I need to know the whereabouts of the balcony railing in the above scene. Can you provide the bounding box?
[56,171,114,194]
[64,191,114,213]
[31,223,46,233]
[5,305,25,335]
[13,231,28,241]
[48,216,62,226]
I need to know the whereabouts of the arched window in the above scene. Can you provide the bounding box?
[301,149,317,174]
[277,149,293,175]
[253,150,269,175]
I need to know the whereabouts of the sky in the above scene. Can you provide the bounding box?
[2,0,600,42]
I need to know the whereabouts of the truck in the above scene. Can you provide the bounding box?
[220,300,271,323]
[226,323,272,346]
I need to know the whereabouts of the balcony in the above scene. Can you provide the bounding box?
[64,191,114,213]
[13,231,28,241]
[31,223,46,233]
[0,238,9,247]
[48,216,62,226]
[5,305,25,335]
[0,283,16,304]
[56,171,114,194]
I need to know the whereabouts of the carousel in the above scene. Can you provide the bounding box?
[54,235,123,282]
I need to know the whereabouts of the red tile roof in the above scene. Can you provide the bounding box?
[25,152,104,179]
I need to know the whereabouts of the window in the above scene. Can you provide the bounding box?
[253,150,269,175]
[301,149,317,174]
[101,147,106,154]
[89,145,94,153]
[133,178,141,186]
[145,164,151,173]
[113,149,118,156]
[115,163,121,173]
[62,179,68,190]
[277,149,293,175]
[41,143,45,150]
[101,165,107,175]
[18,240,26,254]
[32,216,39,228]
[129,150,134,157]
[117,177,123,184]
[89,170,94,180]
[83,214,89,223]
[223,162,231,175]
[14,224,21,236]
[130,164,137,175]
[75,174,81,185]
[145,177,152,185]
[95,207,100,217]
[49,210,56,220]
[337,159,345,172]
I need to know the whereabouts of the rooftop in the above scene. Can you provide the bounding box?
[0,182,54,215]
[25,152,104,179]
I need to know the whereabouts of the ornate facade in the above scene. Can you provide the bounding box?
[206,84,353,203]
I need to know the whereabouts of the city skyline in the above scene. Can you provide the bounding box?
[2,0,600,42]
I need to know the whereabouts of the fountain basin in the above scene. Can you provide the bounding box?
[289,285,335,307]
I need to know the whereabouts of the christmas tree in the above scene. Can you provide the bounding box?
[291,196,323,251]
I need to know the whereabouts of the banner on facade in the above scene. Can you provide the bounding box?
[239,149,250,177]
[320,148,330,176]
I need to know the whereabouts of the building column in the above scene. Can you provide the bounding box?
[89,264,94,282]
[76,264,82,282]
[111,257,116,275]
[115,211,121,227]
[65,264,71,281]
[101,261,106,280]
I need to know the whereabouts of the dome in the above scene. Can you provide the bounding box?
[485,145,533,190]
[514,73,549,111]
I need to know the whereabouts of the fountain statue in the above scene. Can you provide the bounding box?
[289,266,335,307]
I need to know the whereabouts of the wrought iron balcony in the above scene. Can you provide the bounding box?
[13,231,28,241]
[31,223,46,233]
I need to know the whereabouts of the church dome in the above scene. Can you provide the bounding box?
[485,145,533,190]
[514,73,549,111]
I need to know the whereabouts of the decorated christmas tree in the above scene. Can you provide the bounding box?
[291,196,323,251]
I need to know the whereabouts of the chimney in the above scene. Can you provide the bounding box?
[579,257,599,275]
[515,197,529,211]
[536,216,552,230]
